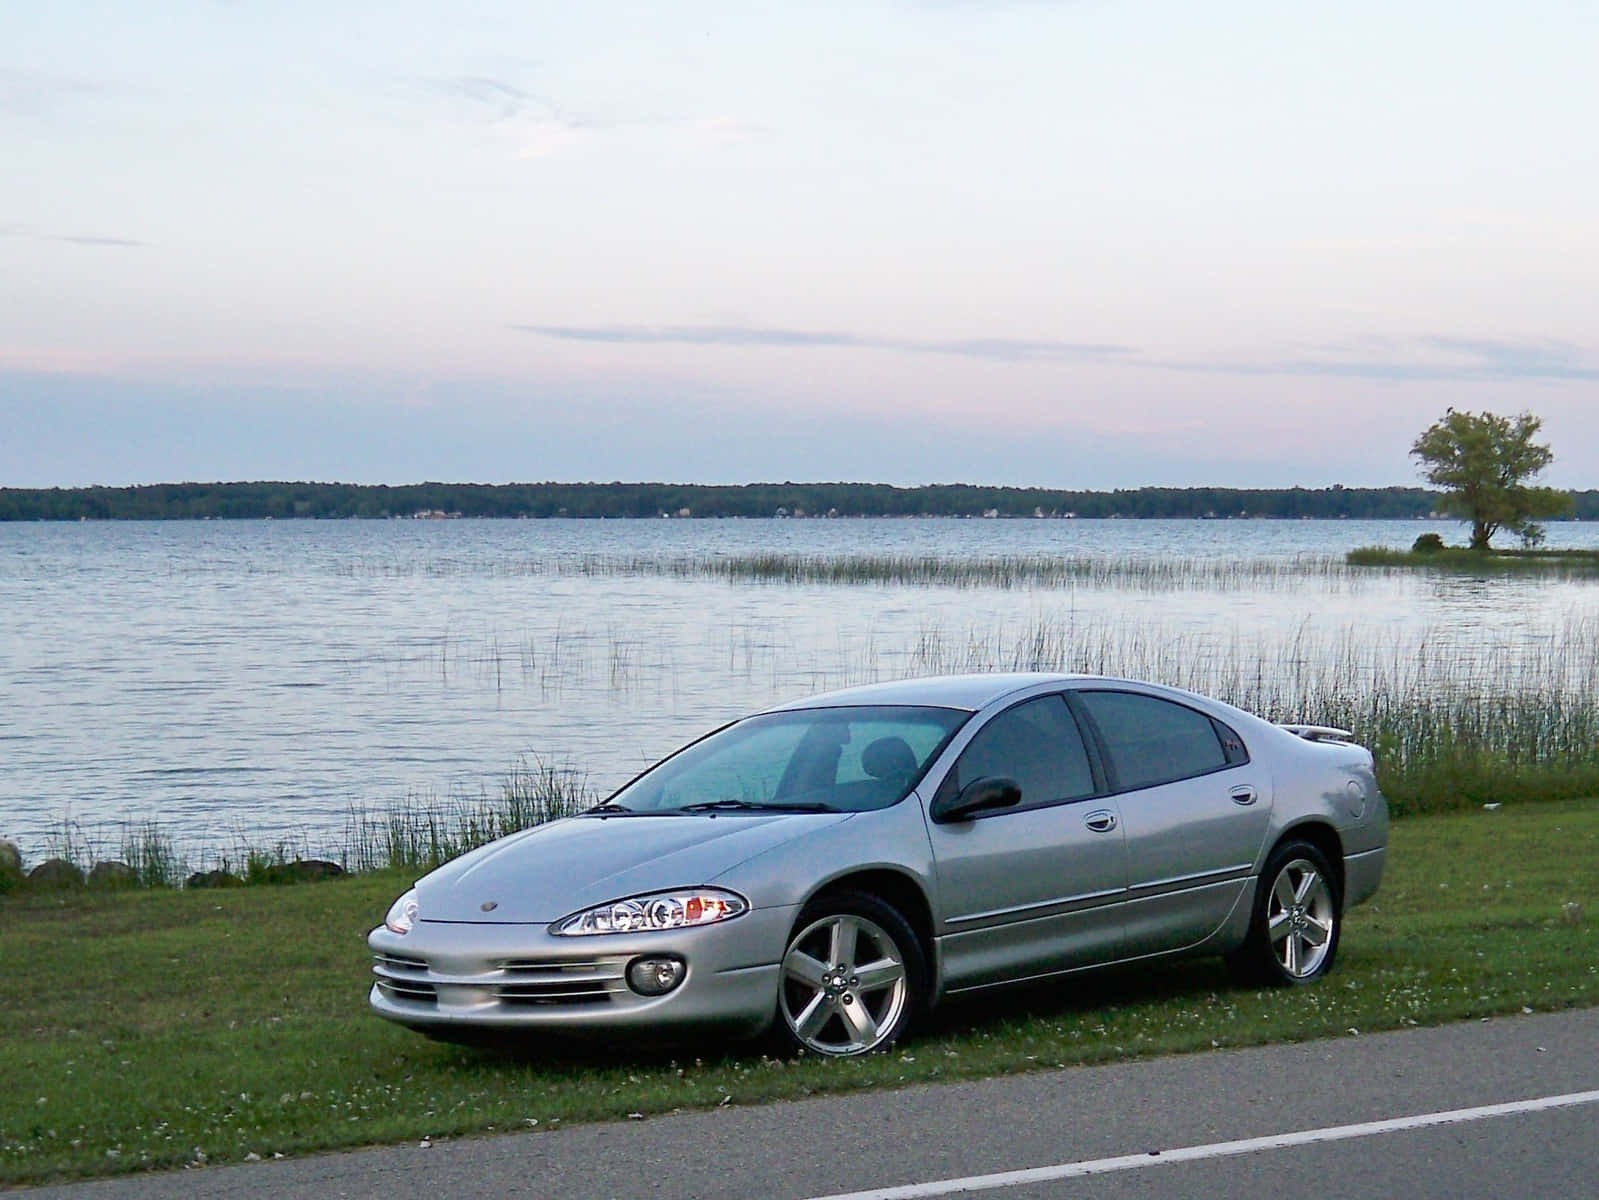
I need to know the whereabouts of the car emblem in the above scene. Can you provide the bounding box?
[480,900,498,912]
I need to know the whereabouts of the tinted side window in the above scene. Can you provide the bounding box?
[1077,691,1228,791]
[950,695,1096,810]
[1213,718,1249,765]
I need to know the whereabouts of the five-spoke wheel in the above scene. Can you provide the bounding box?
[778,892,923,1056]
[1266,854,1337,978]
[1229,840,1342,985]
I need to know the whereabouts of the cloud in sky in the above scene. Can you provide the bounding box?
[427,71,769,159]
[1151,337,1599,383]
[515,323,1598,382]
[0,66,107,117]
[0,226,147,248]
[513,323,1135,361]
[425,72,604,157]
[434,75,539,121]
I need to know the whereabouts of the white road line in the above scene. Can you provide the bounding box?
[807,1088,1599,1200]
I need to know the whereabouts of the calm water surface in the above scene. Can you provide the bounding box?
[4,518,1598,862]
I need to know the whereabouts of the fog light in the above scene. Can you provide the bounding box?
[626,956,686,996]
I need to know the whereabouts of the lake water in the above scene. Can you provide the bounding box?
[4,517,1598,863]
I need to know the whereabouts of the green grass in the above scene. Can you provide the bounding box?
[1348,545,1599,574]
[2,799,1595,1187]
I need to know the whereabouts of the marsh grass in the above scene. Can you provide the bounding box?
[1349,545,1599,575]
[340,758,593,874]
[24,606,1599,881]
[335,548,1599,589]
[27,760,595,887]
[316,551,1379,591]
[897,611,1599,817]
[584,551,1373,592]
[1,800,1594,1187]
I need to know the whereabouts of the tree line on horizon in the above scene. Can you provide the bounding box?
[4,480,1598,522]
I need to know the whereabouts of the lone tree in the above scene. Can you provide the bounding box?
[1410,409,1570,550]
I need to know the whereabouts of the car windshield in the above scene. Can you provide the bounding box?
[604,705,970,815]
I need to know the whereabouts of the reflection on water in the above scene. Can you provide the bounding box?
[2,518,1597,860]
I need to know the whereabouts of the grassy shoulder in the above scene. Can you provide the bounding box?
[2,800,1596,1187]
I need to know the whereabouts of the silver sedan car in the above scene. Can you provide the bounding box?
[369,673,1387,1056]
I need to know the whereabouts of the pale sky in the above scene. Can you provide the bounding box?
[3,1,1596,489]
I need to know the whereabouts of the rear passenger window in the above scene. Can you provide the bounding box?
[1076,691,1230,791]
[948,694,1097,811]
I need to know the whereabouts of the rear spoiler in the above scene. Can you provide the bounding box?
[1279,723,1354,743]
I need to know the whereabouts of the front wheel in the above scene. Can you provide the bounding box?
[1228,840,1341,986]
[776,892,925,1056]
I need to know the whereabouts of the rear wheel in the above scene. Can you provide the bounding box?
[1228,840,1341,986]
[777,891,925,1056]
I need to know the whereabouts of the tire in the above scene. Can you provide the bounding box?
[1227,840,1342,986]
[776,891,926,1057]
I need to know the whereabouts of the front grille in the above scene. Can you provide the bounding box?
[372,953,629,1009]
[495,980,614,1006]
[376,977,439,1003]
[374,951,427,971]
[494,957,625,1006]
[372,951,439,1006]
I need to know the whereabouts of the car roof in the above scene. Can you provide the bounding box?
[761,672,1100,714]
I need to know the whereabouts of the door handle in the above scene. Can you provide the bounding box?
[1084,810,1118,833]
[1230,785,1258,806]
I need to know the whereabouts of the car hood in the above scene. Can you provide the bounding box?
[413,812,854,924]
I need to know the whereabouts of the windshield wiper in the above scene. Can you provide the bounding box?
[677,799,836,814]
[583,801,637,816]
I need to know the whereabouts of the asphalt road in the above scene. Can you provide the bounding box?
[17,1008,1599,1200]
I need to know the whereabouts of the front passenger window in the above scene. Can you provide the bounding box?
[947,695,1096,811]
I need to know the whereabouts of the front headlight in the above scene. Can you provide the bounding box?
[384,889,420,935]
[550,888,748,936]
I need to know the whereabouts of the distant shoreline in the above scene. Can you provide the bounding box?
[7,480,1598,522]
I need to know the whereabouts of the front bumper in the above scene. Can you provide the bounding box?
[367,904,795,1037]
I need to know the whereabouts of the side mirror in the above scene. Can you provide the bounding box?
[931,776,1022,823]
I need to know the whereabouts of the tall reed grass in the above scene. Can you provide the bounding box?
[23,599,1599,888]
[902,611,1599,815]
[580,552,1371,592]
[310,551,1376,591]
[29,759,595,887]
[340,757,592,873]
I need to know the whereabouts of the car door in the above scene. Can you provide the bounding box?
[923,693,1127,992]
[1071,689,1272,956]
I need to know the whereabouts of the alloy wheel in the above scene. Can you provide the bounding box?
[1266,857,1337,978]
[779,912,909,1055]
